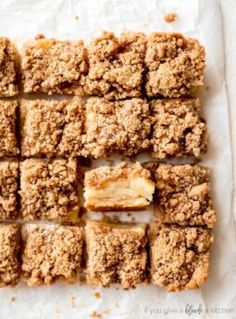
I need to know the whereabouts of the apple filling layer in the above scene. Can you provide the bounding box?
[84,162,155,211]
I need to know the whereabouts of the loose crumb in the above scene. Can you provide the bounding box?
[94,292,101,299]
[11,296,16,302]
[164,13,177,23]
[90,311,102,318]
[71,295,76,308]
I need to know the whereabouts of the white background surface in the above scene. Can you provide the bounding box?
[0,0,235,318]
[220,0,236,218]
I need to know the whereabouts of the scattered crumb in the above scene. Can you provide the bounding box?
[94,291,101,299]
[75,15,79,20]
[164,13,177,23]
[206,85,210,90]
[71,295,76,308]
[90,311,102,318]
[11,296,16,302]
[115,302,120,308]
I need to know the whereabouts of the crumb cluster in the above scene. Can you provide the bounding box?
[21,224,83,286]
[145,33,205,97]
[0,224,20,287]
[153,164,217,228]
[150,98,207,159]
[86,32,146,100]
[86,220,147,289]
[21,36,88,95]
[84,97,151,158]
[148,222,213,292]
[21,97,85,158]
[0,100,19,157]
[0,37,19,97]
[20,158,80,221]
[0,161,19,219]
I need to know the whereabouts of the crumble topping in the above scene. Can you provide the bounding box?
[150,98,207,158]
[86,32,146,100]
[86,220,147,288]
[0,99,19,157]
[148,222,213,291]
[83,97,151,158]
[0,224,20,287]
[0,37,19,97]
[0,161,19,219]
[20,158,80,221]
[145,33,205,97]
[21,36,88,95]
[21,224,83,286]
[152,163,217,228]
[21,97,85,158]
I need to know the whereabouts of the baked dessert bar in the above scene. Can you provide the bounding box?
[84,162,155,211]
[0,224,20,287]
[20,98,85,158]
[84,97,151,158]
[0,99,19,157]
[148,222,213,292]
[21,224,83,286]
[0,161,19,219]
[0,37,19,97]
[86,32,146,100]
[86,220,147,289]
[145,33,205,97]
[148,163,216,228]
[21,35,88,95]
[150,98,207,159]
[20,158,80,222]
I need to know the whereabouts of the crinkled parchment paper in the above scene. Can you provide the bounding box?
[0,0,235,318]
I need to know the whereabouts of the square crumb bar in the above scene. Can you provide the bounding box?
[21,224,83,286]
[149,163,216,228]
[21,36,88,95]
[0,99,19,157]
[150,98,207,159]
[0,224,20,287]
[86,32,146,100]
[145,33,205,97]
[84,97,151,158]
[148,222,213,292]
[0,38,19,97]
[20,158,80,222]
[86,220,147,289]
[21,98,85,158]
[0,161,19,219]
[84,162,155,211]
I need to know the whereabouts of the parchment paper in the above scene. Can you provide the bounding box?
[0,0,235,318]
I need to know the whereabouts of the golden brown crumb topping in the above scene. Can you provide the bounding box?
[145,33,205,97]
[86,32,146,100]
[148,222,213,292]
[153,164,216,228]
[21,36,88,95]
[0,161,19,219]
[22,224,83,286]
[86,220,147,289]
[0,38,19,97]
[85,162,151,189]
[0,224,20,287]
[150,98,207,158]
[20,158,79,221]
[21,98,85,158]
[0,99,19,157]
[84,97,151,158]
